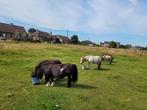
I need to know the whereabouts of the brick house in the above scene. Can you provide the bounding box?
[100,41,120,48]
[28,29,50,42]
[0,22,27,41]
[50,35,70,44]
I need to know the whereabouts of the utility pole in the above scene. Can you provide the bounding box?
[66,30,69,37]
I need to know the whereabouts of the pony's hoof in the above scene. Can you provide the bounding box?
[50,82,54,87]
[46,83,50,87]
[67,84,71,87]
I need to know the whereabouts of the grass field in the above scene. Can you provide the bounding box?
[0,42,147,110]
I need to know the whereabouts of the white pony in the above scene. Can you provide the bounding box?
[101,54,113,64]
[80,55,103,69]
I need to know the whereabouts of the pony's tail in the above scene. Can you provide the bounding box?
[71,64,78,83]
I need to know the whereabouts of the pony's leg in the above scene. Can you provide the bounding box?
[67,75,71,87]
[50,75,54,87]
[110,58,112,64]
[45,75,50,87]
[88,62,90,68]
[97,62,101,70]
[109,59,111,64]
[106,59,109,63]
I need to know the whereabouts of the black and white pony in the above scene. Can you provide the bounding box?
[101,54,113,64]
[80,55,103,69]
[32,59,62,80]
[33,63,78,87]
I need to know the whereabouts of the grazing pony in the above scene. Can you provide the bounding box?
[35,63,78,87]
[101,54,113,64]
[80,55,103,69]
[33,59,62,79]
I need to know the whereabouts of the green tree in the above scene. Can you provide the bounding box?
[109,41,117,48]
[28,28,36,33]
[143,46,147,50]
[71,35,79,44]
[120,44,132,49]
[80,40,93,45]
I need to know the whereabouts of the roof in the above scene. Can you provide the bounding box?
[37,30,49,37]
[50,35,58,39]
[0,22,26,33]
[13,25,26,33]
[56,35,70,42]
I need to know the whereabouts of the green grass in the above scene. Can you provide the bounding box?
[0,42,147,110]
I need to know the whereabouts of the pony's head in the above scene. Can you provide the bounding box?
[80,57,87,64]
[33,66,43,79]
[101,55,105,61]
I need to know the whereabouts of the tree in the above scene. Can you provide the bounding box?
[70,35,79,44]
[109,41,117,48]
[143,46,147,50]
[80,40,93,45]
[120,44,132,49]
[28,28,36,33]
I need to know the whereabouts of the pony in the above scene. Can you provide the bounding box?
[34,63,78,87]
[80,55,103,69]
[101,54,113,64]
[32,59,62,80]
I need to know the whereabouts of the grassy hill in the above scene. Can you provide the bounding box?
[0,42,147,110]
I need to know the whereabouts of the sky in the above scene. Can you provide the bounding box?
[0,0,147,46]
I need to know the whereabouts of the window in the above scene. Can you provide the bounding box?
[3,33,6,37]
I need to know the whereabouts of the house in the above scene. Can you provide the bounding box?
[100,41,110,48]
[0,22,27,41]
[116,42,120,48]
[50,35,60,44]
[50,35,70,44]
[56,35,70,43]
[131,46,144,50]
[28,29,50,42]
[100,41,120,48]
[37,30,50,42]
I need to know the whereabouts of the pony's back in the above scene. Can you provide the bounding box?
[59,63,78,82]
[38,60,61,66]
[34,59,62,79]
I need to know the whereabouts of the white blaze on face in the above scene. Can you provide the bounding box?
[60,68,64,72]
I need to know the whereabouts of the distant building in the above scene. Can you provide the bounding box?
[116,42,120,48]
[131,46,144,50]
[50,35,60,44]
[0,22,27,41]
[100,41,120,48]
[100,41,110,48]
[56,35,70,43]
[50,35,70,44]
[28,29,50,42]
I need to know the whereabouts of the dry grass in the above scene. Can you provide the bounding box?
[0,42,147,57]
[53,44,147,57]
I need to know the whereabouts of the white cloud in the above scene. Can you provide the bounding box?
[0,0,147,35]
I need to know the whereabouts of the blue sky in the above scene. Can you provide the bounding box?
[0,0,147,46]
